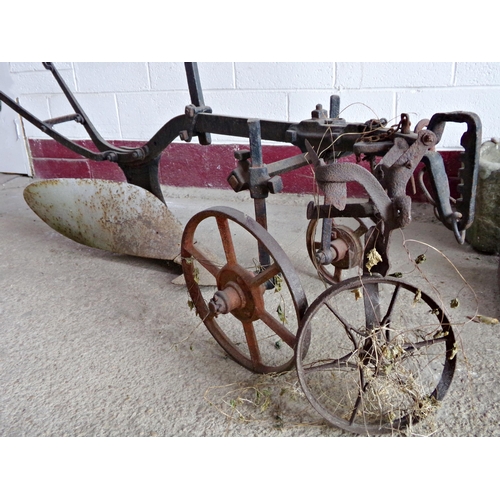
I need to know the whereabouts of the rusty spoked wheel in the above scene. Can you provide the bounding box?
[306,217,367,285]
[295,275,457,435]
[181,206,308,374]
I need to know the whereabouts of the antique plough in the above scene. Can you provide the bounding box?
[0,63,482,435]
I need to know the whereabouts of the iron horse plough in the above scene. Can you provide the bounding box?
[0,62,482,435]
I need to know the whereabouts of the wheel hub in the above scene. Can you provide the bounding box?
[328,225,364,269]
[209,264,264,322]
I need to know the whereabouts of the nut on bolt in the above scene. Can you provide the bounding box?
[185,105,196,118]
[179,130,191,142]
[285,130,297,143]
[420,130,436,146]
[267,176,283,194]
[311,104,328,119]
[131,149,145,160]
[227,173,240,191]
[234,149,251,161]
[209,294,223,315]
[315,249,333,265]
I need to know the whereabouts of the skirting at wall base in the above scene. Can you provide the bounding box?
[28,139,463,202]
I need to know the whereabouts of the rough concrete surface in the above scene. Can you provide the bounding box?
[1,173,500,437]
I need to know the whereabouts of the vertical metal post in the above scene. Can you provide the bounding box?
[184,62,211,146]
[330,95,340,119]
[248,119,271,270]
[248,119,263,170]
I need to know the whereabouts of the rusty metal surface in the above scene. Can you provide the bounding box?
[0,64,482,248]
[295,275,457,435]
[0,62,485,436]
[305,141,394,225]
[23,179,184,260]
[306,218,366,284]
[425,112,482,242]
[181,206,308,374]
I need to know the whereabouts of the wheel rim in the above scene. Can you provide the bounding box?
[181,206,308,374]
[295,275,456,435]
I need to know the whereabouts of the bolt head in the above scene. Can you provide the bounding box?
[227,174,240,191]
[234,149,251,161]
[267,176,283,194]
[185,105,196,118]
[420,131,436,146]
[285,130,297,143]
[179,130,191,142]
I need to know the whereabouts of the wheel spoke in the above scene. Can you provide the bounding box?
[303,351,358,373]
[259,310,296,348]
[324,301,364,348]
[363,282,381,331]
[250,261,281,287]
[348,373,368,426]
[354,221,368,238]
[184,243,220,278]
[403,335,449,352]
[243,322,262,367]
[333,267,342,283]
[381,283,401,325]
[381,283,401,340]
[216,216,237,265]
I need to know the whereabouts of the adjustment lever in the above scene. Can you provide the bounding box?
[426,111,482,242]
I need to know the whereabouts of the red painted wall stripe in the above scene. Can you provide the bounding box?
[28,139,463,202]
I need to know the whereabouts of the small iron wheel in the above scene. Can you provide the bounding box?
[306,217,367,285]
[181,206,308,374]
[295,275,457,435]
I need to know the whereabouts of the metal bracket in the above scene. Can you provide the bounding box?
[184,62,212,146]
[426,111,482,239]
[179,104,213,143]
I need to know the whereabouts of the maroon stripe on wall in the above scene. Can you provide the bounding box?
[28,139,463,202]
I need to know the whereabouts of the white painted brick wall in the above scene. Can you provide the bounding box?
[6,62,500,149]
[234,62,334,90]
[337,62,454,88]
[75,62,150,93]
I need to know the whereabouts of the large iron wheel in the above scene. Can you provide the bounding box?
[181,206,308,374]
[295,275,457,435]
[306,217,367,285]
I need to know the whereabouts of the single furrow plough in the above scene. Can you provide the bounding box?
[0,63,482,435]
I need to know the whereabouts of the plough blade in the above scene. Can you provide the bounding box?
[24,178,184,260]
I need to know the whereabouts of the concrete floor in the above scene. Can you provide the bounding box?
[1,172,500,437]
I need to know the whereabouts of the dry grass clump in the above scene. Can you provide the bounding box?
[203,371,329,432]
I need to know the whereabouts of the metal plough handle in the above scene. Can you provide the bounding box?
[0,63,198,201]
[0,63,156,163]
